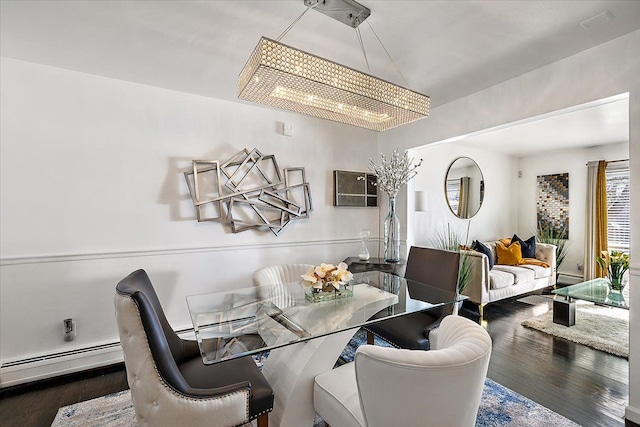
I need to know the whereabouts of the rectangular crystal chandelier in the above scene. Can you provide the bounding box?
[238,37,430,132]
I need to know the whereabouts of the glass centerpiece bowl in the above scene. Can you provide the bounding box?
[596,250,630,292]
[369,149,422,263]
[301,263,354,302]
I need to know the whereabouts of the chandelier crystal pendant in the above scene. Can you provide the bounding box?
[237,1,430,132]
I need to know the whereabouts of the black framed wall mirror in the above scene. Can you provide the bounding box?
[445,157,485,218]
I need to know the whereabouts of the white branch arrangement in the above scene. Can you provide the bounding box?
[368,148,423,197]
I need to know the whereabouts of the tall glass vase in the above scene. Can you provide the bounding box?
[384,195,401,263]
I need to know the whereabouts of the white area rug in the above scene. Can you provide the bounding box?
[520,295,629,358]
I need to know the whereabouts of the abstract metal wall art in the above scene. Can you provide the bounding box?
[184,148,312,235]
[536,173,569,238]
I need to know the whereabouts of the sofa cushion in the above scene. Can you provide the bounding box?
[519,264,551,279]
[488,269,515,289]
[511,234,536,259]
[492,265,536,284]
[495,241,523,266]
[472,240,494,270]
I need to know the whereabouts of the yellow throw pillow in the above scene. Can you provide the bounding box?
[496,241,523,266]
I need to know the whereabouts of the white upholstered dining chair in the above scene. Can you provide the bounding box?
[252,263,314,308]
[252,263,314,286]
[313,315,492,427]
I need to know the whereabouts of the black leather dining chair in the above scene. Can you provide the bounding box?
[115,269,274,427]
[364,246,461,350]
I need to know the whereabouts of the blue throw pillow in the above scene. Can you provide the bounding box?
[472,240,494,270]
[511,234,536,259]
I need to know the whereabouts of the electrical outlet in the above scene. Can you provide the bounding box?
[64,318,76,341]
[577,263,583,272]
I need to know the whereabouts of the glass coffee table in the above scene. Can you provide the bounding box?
[551,278,629,326]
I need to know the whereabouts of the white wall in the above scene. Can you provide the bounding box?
[382,30,640,423]
[410,143,518,247]
[516,142,630,280]
[0,58,381,385]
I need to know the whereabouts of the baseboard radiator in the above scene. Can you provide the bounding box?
[0,342,124,388]
[0,329,195,388]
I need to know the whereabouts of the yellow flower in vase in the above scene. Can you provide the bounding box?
[596,250,630,291]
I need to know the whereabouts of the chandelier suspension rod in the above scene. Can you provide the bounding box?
[277,2,317,42]
[365,20,411,89]
[355,26,371,73]
[276,1,409,89]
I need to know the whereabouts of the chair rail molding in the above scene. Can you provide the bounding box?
[0,238,367,266]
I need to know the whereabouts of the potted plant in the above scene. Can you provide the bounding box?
[431,224,472,295]
[536,223,569,283]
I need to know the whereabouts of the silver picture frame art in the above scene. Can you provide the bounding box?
[184,148,312,235]
[184,160,223,222]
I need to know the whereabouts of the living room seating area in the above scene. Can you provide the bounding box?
[464,236,556,308]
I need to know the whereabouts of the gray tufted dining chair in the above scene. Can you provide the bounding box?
[115,269,274,427]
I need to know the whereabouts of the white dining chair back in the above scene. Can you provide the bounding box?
[314,315,492,427]
[252,264,315,286]
[252,264,314,309]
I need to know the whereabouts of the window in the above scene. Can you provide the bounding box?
[606,165,630,250]
[446,178,460,215]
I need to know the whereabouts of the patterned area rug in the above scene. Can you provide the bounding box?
[52,377,578,427]
[52,329,578,427]
[519,295,629,358]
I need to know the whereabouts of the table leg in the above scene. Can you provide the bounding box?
[261,329,357,427]
[553,297,575,326]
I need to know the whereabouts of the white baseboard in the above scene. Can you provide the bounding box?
[0,344,124,388]
[626,405,640,424]
[0,329,195,388]
[557,273,583,285]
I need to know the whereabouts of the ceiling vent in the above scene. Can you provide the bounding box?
[580,11,614,30]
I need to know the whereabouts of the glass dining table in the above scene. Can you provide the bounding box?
[186,270,465,427]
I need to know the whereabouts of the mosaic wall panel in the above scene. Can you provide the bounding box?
[537,173,569,238]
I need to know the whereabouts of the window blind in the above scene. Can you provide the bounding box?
[446,179,460,214]
[605,166,630,250]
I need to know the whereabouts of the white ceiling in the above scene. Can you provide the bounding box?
[455,96,629,157]
[2,0,640,108]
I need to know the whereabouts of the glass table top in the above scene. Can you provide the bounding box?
[552,278,629,309]
[186,271,465,364]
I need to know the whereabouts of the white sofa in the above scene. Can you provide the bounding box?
[463,241,556,307]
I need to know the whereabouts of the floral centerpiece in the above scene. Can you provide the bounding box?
[369,149,422,262]
[596,250,630,291]
[301,263,354,302]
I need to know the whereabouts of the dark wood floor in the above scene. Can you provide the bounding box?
[465,296,633,427]
[0,294,635,427]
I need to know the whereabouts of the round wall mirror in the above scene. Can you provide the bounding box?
[445,157,485,218]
